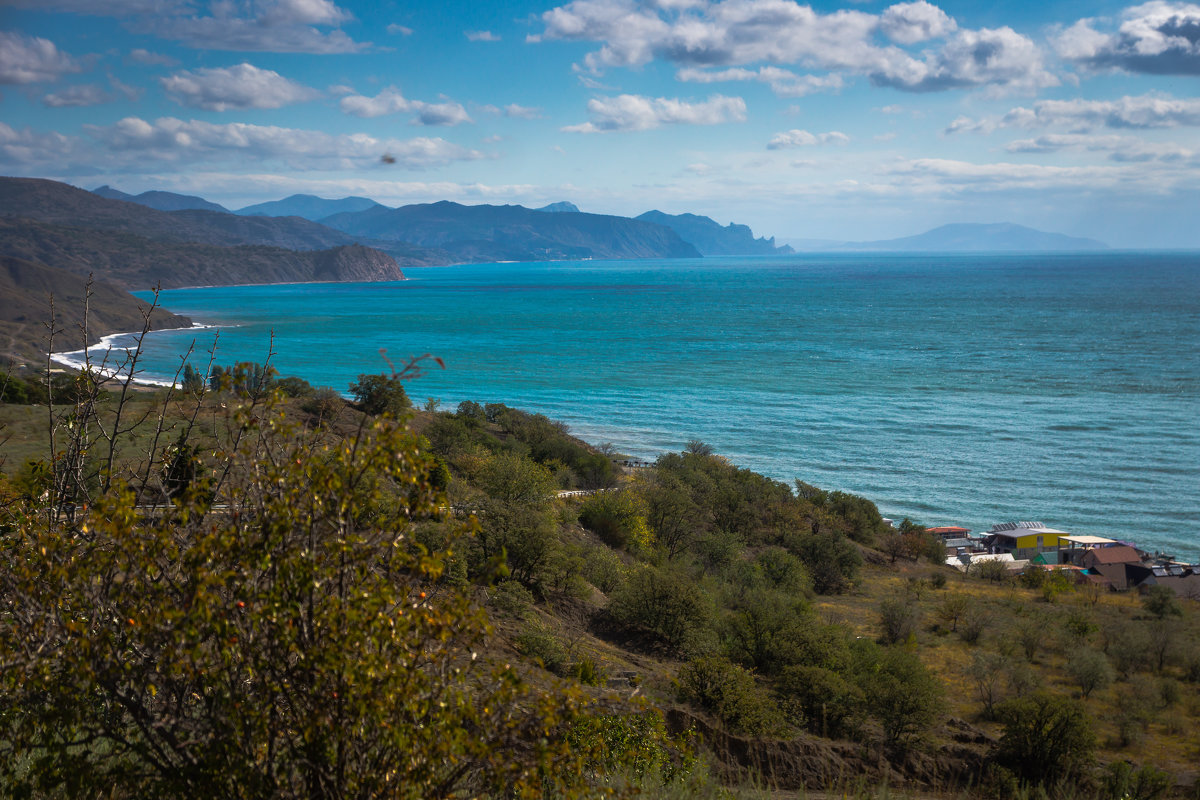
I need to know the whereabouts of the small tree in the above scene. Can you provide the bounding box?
[350,372,411,417]
[1067,648,1114,700]
[1143,584,1183,620]
[995,693,1096,785]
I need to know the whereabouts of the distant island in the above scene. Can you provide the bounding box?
[781,223,1107,252]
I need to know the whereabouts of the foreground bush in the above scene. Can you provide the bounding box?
[0,375,661,799]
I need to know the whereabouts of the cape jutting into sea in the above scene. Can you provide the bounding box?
[109,252,1198,559]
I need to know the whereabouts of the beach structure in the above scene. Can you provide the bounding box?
[983,522,1069,561]
[1059,534,1122,565]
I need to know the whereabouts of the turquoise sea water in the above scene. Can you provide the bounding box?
[121,253,1199,559]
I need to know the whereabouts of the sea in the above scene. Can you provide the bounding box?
[76,252,1200,560]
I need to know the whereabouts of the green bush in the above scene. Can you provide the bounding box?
[675,656,786,737]
[349,372,411,417]
[878,594,921,645]
[514,625,568,675]
[608,566,713,653]
[995,692,1096,784]
[776,664,864,738]
[581,544,627,594]
[1103,762,1174,800]
[787,529,861,595]
[578,490,650,551]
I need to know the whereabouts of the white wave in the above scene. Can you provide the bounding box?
[50,323,220,388]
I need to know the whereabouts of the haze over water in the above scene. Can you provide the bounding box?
[128,253,1200,559]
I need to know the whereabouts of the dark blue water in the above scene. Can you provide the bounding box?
[119,253,1199,558]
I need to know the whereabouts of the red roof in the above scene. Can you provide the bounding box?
[928,526,971,535]
[1082,546,1141,566]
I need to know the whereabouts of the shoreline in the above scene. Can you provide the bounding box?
[50,323,222,388]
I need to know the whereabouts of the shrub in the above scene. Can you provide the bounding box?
[754,547,813,597]
[675,657,786,737]
[578,490,650,551]
[514,625,568,675]
[581,545,627,595]
[724,588,810,674]
[995,693,1096,784]
[972,559,1011,582]
[300,386,344,419]
[878,594,921,645]
[1066,648,1114,700]
[787,529,861,595]
[608,566,713,653]
[1102,762,1173,800]
[856,643,942,747]
[274,375,315,398]
[349,372,411,417]
[1143,584,1183,619]
[776,664,865,738]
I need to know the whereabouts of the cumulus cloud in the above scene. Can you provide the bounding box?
[0,31,78,84]
[869,27,1057,92]
[161,63,320,111]
[43,84,113,108]
[535,0,1055,93]
[0,122,82,167]
[677,66,844,97]
[76,116,484,170]
[879,1,956,44]
[562,93,746,132]
[946,94,1200,134]
[137,0,363,53]
[466,30,501,41]
[1056,2,1200,75]
[767,128,850,148]
[339,87,472,125]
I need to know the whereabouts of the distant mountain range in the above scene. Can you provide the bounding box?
[781,223,1107,252]
[87,185,791,259]
[235,194,382,221]
[320,200,702,262]
[637,210,792,256]
[93,184,230,214]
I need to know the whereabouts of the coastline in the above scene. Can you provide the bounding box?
[50,323,222,388]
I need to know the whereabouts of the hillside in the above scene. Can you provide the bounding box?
[92,185,231,214]
[0,178,361,251]
[0,219,405,290]
[637,210,793,256]
[235,193,382,221]
[2,382,1195,797]
[321,200,702,261]
[0,255,192,365]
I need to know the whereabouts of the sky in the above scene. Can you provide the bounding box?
[2,0,1200,247]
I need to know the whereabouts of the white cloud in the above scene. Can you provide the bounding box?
[879,1,956,45]
[140,0,364,53]
[562,93,746,132]
[1004,132,1193,161]
[43,84,113,107]
[339,87,472,125]
[1056,2,1200,75]
[0,31,77,85]
[127,48,178,67]
[947,94,1200,133]
[767,128,851,148]
[466,30,501,41]
[73,117,485,171]
[0,122,80,166]
[677,66,844,97]
[161,63,321,111]
[1,0,191,13]
[387,23,414,35]
[504,103,543,119]
[869,26,1057,92]
[536,0,1055,93]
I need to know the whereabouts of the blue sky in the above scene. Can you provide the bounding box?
[2,0,1200,246]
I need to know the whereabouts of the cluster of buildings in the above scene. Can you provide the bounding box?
[934,521,1200,597]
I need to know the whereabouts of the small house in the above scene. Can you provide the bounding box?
[984,521,1069,560]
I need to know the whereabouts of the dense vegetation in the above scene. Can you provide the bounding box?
[1,348,1197,798]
